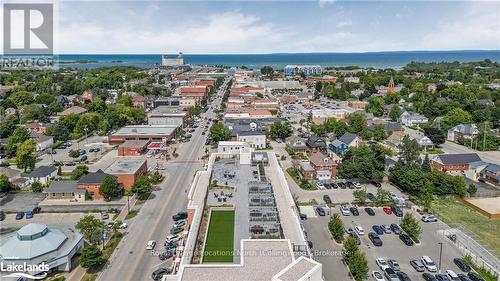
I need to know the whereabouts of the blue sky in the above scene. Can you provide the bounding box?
[53,0,500,54]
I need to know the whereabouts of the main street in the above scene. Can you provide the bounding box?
[97,78,229,281]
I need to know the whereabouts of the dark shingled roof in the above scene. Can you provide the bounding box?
[45,180,84,193]
[27,166,57,178]
[338,133,359,146]
[435,153,481,165]
[77,169,115,185]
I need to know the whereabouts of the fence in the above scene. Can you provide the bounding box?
[438,228,500,277]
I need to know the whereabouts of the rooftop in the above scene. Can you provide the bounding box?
[105,158,147,175]
[45,180,84,194]
[27,166,57,178]
[112,125,178,136]
[77,169,116,185]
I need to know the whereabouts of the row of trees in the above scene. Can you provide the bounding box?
[337,144,387,181]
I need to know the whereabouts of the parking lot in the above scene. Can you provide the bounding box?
[303,206,469,281]
[0,212,103,229]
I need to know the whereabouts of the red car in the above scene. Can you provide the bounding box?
[383,207,392,215]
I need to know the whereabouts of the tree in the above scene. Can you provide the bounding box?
[131,175,152,199]
[337,145,385,181]
[209,122,231,143]
[315,81,323,92]
[376,187,390,205]
[9,90,34,106]
[76,215,106,244]
[71,165,89,180]
[342,236,359,265]
[149,170,163,184]
[418,181,433,211]
[5,127,31,157]
[260,66,274,76]
[79,245,105,269]
[328,214,345,243]
[366,96,385,117]
[0,175,13,193]
[372,124,386,142]
[349,250,369,281]
[31,181,44,192]
[398,136,421,166]
[467,183,477,196]
[268,120,293,140]
[99,176,120,201]
[347,112,368,135]
[443,107,472,129]
[389,105,402,121]
[353,189,368,204]
[400,213,422,242]
[421,154,431,172]
[423,127,445,146]
[16,139,36,172]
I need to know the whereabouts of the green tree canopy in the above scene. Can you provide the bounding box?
[400,213,422,242]
[268,120,293,140]
[209,122,231,143]
[16,139,36,172]
[99,176,121,201]
[71,165,89,180]
[0,175,13,193]
[443,107,472,129]
[79,245,105,269]
[131,175,152,199]
[76,215,106,244]
[328,214,345,243]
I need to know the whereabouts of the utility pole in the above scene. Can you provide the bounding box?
[483,122,487,151]
[438,242,443,273]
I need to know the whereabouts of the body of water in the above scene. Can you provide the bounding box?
[56,51,500,69]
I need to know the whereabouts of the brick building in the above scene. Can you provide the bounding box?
[105,159,148,190]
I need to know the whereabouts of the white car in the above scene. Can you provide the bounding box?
[340,205,350,216]
[421,256,438,272]
[355,226,365,235]
[173,220,186,228]
[372,271,386,281]
[446,270,459,280]
[376,258,390,271]
[119,222,128,229]
[146,240,156,250]
[353,182,362,188]
[165,234,181,244]
[421,215,438,222]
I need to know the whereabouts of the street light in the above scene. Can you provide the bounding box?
[438,242,443,273]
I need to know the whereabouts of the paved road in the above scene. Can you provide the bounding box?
[97,78,229,281]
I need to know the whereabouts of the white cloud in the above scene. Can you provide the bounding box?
[319,0,335,8]
[336,20,352,28]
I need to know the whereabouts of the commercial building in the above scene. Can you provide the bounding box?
[117,140,149,156]
[108,125,179,145]
[77,169,119,200]
[432,153,482,173]
[0,223,84,274]
[217,141,250,153]
[284,65,322,76]
[162,52,184,66]
[105,158,147,190]
[148,106,188,127]
[44,180,85,201]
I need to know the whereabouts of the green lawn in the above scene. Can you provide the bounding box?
[203,210,235,263]
[431,198,500,256]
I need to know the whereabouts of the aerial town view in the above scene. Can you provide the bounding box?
[0,1,499,281]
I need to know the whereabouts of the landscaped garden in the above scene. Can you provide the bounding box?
[203,209,235,263]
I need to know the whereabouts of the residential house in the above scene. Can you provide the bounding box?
[399,111,428,127]
[25,122,49,134]
[368,122,403,134]
[57,106,88,117]
[44,180,85,201]
[408,132,433,148]
[431,153,482,173]
[465,161,489,182]
[385,131,408,151]
[479,164,500,187]
[77,169,119,200]
[30,132,54,151]
[329,140,349,154]
[26,166,58,185]
[286,136,308,153]
[0,167,28,189]
[308,152,341,180]
[306,135,326,152]
[132,95,147,108]
[447,124,479,142]
[299,161,315,179]
[338,133,361,148]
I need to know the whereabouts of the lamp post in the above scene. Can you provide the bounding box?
[438,242,443,273]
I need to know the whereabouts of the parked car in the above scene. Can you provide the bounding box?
[349,232,361,245]
[101,212,109,220]
[119,222,128,229]
[372,271,385,281]
[381,224,392,234]
[390,223,402,235]
[376,258,390,270]
[369,232,383,246]
[33,206,41,214]
[423,273,438,281]
[299,213,307,220]
[383,207,393,215]
[355,226,365,235]
[392,206,403,217]
[25,211,33,219]
[316,207,326,216]
[107,222,115,228]
[397,271,412,281]
[421,256,438,272]
[399,233,414,246]
[323,195,332,204]
[170,225,184,235]
[165,234,181,244]
[410,259,426,272]
[384,268,399,281]
[340,205,350,216]
[422,215,438,222]
[388,259,400,271]
[453,258,471,272]
[446,270,460,281]
[159,251,174,261]
[173,220,186,228]
[0,210,5,221]
[367,192,376,201]
[151,268,169,280]
[436,274,451,281]
[350,207,359,216]
[372,225,384,235]
[146,240,156,250]
[173,212,188,221]
[164,241,177,251]
[353,182,362,189]
[16,212,24,220]
[80,155,88,162]
[457,274,471,281]
[467,272,485,281]
[365,207,375,216]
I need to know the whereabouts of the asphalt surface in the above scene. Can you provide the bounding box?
[97,79,229,281]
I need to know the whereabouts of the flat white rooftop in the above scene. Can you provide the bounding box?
[113,125,179,136]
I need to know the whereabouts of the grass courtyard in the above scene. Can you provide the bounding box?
[203,209,235,263]
[431,197,500,256]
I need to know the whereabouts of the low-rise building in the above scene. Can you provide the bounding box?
[447,124,479,142]
[286,136,308,153]
[132,95,147,108]
[217,141,250,153]
[480,163,500,187]
[27,166,57,185]
[105,158,147,190]
[147,106,187,127]
[400,111,428,127]
[108,125,179,145]
[0,223,84,274]
[44,180,85,201]
[117,140,149,156]
[408,132,433,148]
[306,135,326,152]
[77,169,119,199]
[31,132,54,151]
[25,122,49,134]
[56,105,88,117]
[308,151,341,179]
[338,133,361,148]
[432,153,482,173]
